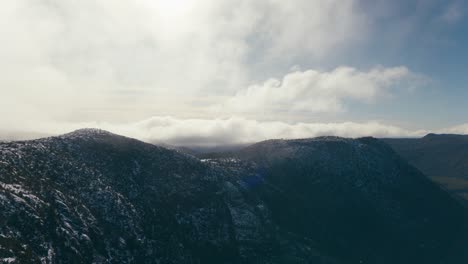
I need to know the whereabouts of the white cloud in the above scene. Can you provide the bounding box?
[217,66,418,115]
[0,0,457,143]
[247,0,368,60]
[441,123,468,134]
[0,0,369,124]
[14,116,425,146]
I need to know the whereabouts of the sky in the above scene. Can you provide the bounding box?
[1,0,467,146]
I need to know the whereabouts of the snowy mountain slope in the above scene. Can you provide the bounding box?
[0,129,337,263]
[0,129,234,263]
[0,130,466,263]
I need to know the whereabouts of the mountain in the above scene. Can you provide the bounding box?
[1,129,233,263]
[384,134,468,201]
[0,129,337,263]
[227,137,466,263]
[0,130,466,263]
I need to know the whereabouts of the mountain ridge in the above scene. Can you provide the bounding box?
[1,129,467,263]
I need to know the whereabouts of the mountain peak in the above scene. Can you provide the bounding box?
[422,133,468,140]
[423,133,439,139]
[60,128,117,139]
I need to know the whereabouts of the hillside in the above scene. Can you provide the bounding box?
[0,129,339,263]
[229,137,466,263]
[0,130,466,263]
[384,134,468,201]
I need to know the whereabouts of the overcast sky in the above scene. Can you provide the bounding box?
[1,0,467,145]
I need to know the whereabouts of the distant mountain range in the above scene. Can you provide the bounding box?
[1,129,467,263]
[384,134,468,202]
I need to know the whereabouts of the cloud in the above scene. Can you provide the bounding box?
[441,123,468,134]
[216,66,420,115]
[0,0,370,124]
[11,116,426,147]
[0,0,457,143]
[129,117,427,146]
[247,0,368,60]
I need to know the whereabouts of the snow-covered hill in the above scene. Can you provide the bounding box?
[0,130,465,263]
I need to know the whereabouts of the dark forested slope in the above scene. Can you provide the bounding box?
[0,130,465,263]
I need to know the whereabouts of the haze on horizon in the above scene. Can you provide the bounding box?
[1,0,468,146]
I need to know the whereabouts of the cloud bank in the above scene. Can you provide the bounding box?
[0,0,465,145]
[12,116,425,147]
[0,0,369,123]
[441,123,468,134]
[217,66,418,115]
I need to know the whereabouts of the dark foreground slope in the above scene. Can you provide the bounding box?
[1,129,237,263]
[384,134,468,200]
[228,137,466,264]
[0,129,339,263]
[0,130,466,263]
